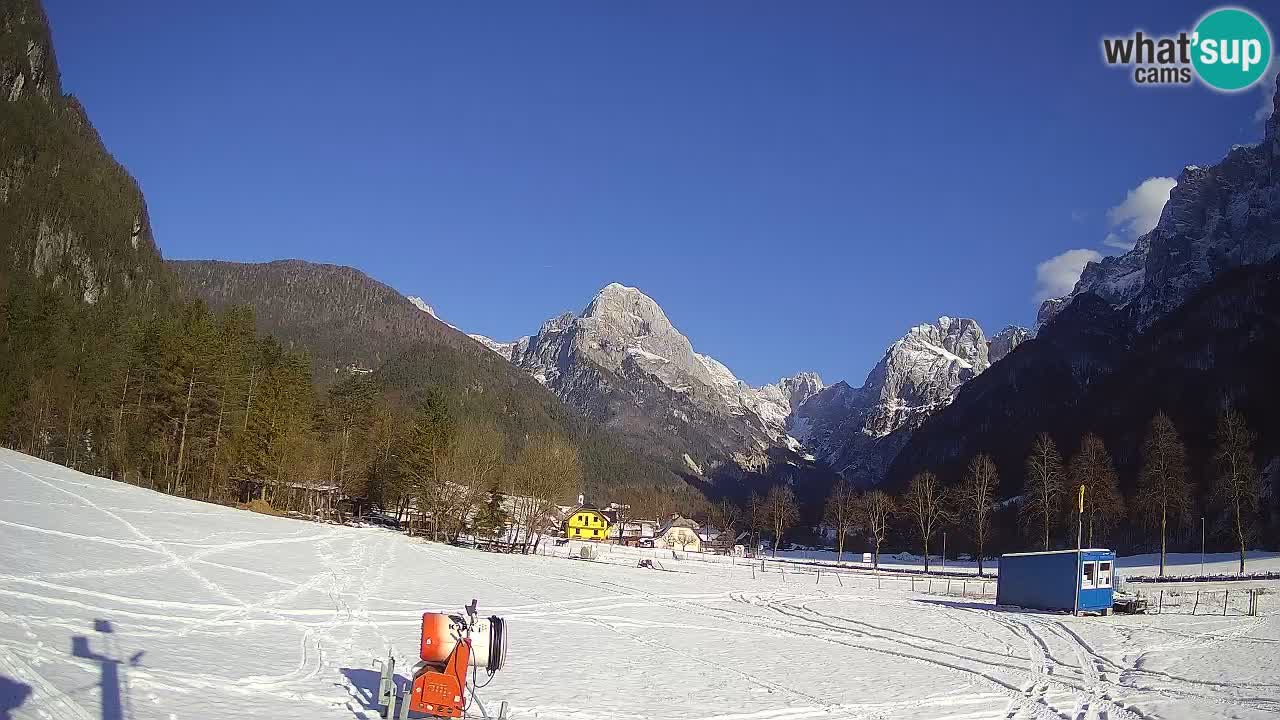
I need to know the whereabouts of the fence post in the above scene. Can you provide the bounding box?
[837,572,843,587]
[947,579,952,596]
[1193,590,1200,616]
[1224,590,1230,616]
[816,568,821,585]
[1159,590,1164,614]
[928,578,933,594]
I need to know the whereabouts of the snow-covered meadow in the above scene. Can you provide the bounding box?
[1,449,1278,720]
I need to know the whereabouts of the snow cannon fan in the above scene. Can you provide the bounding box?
[377,599,509,719]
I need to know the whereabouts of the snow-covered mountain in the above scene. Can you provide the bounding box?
[406,295,435,316]
[790,317,1029,483]
[892,76,1280,502]
[1039,89,1280,331]
[470,283,822,474]
[988,325,1032,363]
[462,285,1029,484]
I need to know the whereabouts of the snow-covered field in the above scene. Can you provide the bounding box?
[767,549,1280,580]
[2,449,1278,720]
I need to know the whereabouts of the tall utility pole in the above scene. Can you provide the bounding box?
[1073,484,1085,617]
[941,531,947,572]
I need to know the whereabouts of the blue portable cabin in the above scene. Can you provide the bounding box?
[996,549,1116,615]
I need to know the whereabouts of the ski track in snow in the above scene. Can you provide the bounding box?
[1,450,1279,720]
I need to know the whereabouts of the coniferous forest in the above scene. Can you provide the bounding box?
[0,0,704,533]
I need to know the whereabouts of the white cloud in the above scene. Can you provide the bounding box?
[1102,232,1132,251]
[1034,249,1103,303]
[1103,176,1175,251]
[1254,56,1279,124]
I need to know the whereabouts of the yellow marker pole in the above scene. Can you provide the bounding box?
[1074,484,1085,616]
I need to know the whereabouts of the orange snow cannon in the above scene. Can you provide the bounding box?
[407,612,471,718]
[378,600,508,719]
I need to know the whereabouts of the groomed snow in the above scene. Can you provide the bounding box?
[2,449,1278,720]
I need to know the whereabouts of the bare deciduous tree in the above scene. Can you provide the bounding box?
[1069,433,1125,547]
[507,434,582,553]
[904,471,949,573]
[824,477,859,562]
[764,483,799,556]
[856,490,894,569]
[1022,433,1065,550]
[959,454,998,576]
[1214,408,1260,575]
[747,491,766,553]
[707,498,741,552]
[1136,412,1190,577]
[444,420,507,541]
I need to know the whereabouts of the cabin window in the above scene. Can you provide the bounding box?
[1081,560,1097,589]
[1098,561,1113,588]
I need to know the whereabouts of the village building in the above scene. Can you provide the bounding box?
[653,515,701,552]
[565,505,611,541]
[607,518,658,545]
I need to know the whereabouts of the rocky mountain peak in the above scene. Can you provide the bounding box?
[774,372,824,409]
[790,315,995,481]
[868,316,988,414]
[988,325,1033,364]
[406,295,435,316]
[1266,73,1280,152]
[1,1,60,103]
[1041,74,1280,334]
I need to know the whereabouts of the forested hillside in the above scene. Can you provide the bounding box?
[0,0,699,532]
[0,0,172,464]
[888,259,1280,555]
[169,259,478,381]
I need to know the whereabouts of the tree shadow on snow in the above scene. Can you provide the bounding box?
[0,676,32,720]
[71,619,144,720]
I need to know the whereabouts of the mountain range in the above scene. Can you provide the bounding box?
[462,285,1029,487]
[4,0,1278,546]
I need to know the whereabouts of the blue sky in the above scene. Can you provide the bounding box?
[45,1,1277,386]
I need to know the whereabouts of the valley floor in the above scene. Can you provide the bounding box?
[1,448,1277,720]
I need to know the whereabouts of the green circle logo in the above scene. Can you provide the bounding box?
[1192,8,1272,91]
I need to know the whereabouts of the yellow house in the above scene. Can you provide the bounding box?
[566,506,610,541]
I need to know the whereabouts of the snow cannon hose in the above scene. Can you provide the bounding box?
[485,615,507,672]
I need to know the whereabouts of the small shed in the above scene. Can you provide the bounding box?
[996,549,1116,615]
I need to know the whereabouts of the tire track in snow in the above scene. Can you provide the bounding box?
[2,461,251,610]
[594,578,1133,720]
[415,545,844,713]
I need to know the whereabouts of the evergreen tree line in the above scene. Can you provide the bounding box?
[816,410,1265,577]
[0,295,611,543]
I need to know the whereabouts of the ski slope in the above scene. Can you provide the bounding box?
[1,449,1278,720]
